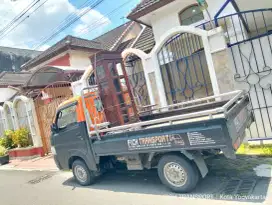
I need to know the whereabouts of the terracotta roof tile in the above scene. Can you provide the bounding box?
[133,27,155,53]
[93,22,134,50]
[0,72,32,86]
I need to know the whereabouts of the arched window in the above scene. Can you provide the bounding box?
[179,4,204,25]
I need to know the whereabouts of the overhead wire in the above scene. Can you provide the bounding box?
[0,0,41,36]
[0,0,50,40]
[75,0,133,36]
[30,0,96,48]
[0,0,21,25]
[1,0,98,48]
[33,0,105,50]
[0,0,96,45]
[4,0,136,50]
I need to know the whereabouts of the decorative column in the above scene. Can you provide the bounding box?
[207,27,236,94]
[147,55,168,107]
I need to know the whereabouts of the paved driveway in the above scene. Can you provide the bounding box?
[0,168,271,205]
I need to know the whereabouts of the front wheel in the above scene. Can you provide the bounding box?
[72,160,95,186]
[158,155,199,193]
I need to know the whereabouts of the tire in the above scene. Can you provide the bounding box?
[72,160,95,186]
[158,154,199,193]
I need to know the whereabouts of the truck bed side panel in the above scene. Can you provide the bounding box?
[226,98,253,150]
[93,119,229,156]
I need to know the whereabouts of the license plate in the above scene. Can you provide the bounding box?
[234,108,248,132]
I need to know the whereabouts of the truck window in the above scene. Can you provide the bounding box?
[57,105,77,129]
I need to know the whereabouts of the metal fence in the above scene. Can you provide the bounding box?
[198,8,272,140]
[157,32,213,105]
[125,55,150,107]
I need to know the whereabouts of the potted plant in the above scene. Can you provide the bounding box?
[0,145,9,165]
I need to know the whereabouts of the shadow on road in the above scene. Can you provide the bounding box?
[62,169,270,203]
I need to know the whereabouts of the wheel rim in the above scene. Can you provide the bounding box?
[74,165,88,183]
[163,162,188,187]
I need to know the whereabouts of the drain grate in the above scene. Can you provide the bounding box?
[218,178,257,196]
[28,173,54,184]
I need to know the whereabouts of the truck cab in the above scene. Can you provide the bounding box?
[51,92,105,171]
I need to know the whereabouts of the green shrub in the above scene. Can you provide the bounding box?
[0,145,8,156]
[12,128,31,148]
[0,130,15,149]
[237,143,272,156]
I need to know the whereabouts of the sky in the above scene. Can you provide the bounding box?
[0,0,141,51]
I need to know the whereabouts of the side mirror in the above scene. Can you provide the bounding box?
[51,124,58,132]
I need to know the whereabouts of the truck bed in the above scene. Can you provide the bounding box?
[86,90,253,159]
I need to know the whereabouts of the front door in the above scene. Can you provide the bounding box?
[53,103,88,166]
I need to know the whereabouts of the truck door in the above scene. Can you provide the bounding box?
[53,103,88,165]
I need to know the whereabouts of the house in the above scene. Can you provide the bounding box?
[21,21,141,72]
[0,21,143,153]
[1,0,271,156]
[0,47,41,104]
[0,46,40,72]
[123,0,272,141]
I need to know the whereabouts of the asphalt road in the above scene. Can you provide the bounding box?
[0,169,271,205]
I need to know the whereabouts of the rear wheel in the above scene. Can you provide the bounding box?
[72,160,95,186]
[158,155,199,193]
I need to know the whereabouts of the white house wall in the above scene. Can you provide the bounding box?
[145,0,236,42]
[235,0,272,12]
[0,107,5,137]
[69,50,92,69]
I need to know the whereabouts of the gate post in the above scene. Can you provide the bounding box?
[207,27,236,94]
[12,96,43,147]
[122,49,164,107]
[149,54,168,107]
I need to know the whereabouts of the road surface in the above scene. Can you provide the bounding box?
[0,169,271,205]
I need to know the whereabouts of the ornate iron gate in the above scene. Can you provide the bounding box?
[157,32,213,104]
[33,81,72,153]
[209,9,272,140]
[125,55,150,107]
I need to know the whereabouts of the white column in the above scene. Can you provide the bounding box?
[207,27,235,94]
[141,59,155,106]
[150,55,168,107]
[29,99,42,147]
[202,34,221,96]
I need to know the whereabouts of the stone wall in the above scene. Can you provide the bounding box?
[212,49,235,94]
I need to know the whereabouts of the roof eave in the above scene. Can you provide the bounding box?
[127,0,175,21]
[21,45,70,70]
[22,45,102,71]
[0,84,23,88]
